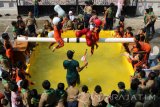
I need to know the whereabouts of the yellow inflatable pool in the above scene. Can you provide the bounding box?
[28,30,134,95]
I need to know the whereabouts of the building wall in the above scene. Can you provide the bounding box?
[0,0,159,16]
[136,0,160,16]
[0,0,17,15]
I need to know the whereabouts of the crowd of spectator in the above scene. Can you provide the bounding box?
[0,1,160,107]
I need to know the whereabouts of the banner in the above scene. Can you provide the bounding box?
[19,0,131,5]
[78,0,117,5]
[20,0,76,5]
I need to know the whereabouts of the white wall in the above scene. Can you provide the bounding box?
[0,0,17,15]
[136,0,160,16]
[0,0,159,16]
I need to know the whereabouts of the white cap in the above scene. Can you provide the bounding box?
[69,11,73,14]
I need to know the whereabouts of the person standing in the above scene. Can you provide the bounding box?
[104,3,115,30]
[144,9,151,42]
[33,0,40,18]
[63,50,88,86]
[26,11,38,37]
[68,11,75,21]
[17,15,26,35]
[84,1,93,28]
[116,0,124,18]
[149,7,157,35]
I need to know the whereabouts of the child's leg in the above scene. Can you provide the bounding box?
[95,42,99,49]
[49,42,55,49]
[91,45,94,55]
[52,44,63,52]
[52,39,64,52]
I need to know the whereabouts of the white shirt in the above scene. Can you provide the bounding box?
[69,15,75,21]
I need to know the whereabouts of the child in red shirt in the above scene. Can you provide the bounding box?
[86,19,101,55]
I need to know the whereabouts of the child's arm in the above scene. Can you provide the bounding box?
[25,72,31,78]
[34,19,38,29]
[145,16,151,27]
[25,18,28,26]
[122,52,133,60]
[76,62,88,72]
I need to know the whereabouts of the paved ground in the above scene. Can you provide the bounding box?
[0,15,159,45]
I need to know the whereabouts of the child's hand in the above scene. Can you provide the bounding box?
[26,73,31,78]
[84,62,88,67]
[25,36,28,40]
[122,52,129,57]
[12,71,16,75]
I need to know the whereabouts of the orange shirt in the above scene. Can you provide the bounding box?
[124,32,132,38]
[115,32,122,38]
[134,61,143,69]
[4,40,12,49]
[54,25,61,42]
[133,54,148,69]
[6,48,13,59]
[53,25,64,47]
[132,48,139,53]
[139,42,151,53]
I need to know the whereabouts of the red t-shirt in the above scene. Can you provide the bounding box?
[0,92,5,107]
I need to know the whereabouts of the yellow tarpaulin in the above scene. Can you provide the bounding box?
[28,31,134,95]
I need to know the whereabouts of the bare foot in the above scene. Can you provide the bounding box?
[52,47,56,52]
